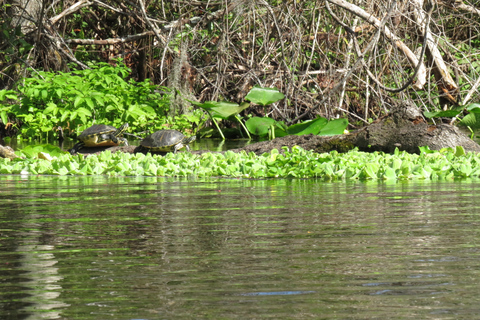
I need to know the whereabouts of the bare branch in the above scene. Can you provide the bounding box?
[326,0,427,89]
[49,0,94,25]
[412,0,458,104]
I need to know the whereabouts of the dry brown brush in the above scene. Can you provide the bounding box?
[2,0,480,127]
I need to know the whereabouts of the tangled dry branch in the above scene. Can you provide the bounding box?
[2,0,480,125]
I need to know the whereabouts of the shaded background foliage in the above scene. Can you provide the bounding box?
[1,0,480,131]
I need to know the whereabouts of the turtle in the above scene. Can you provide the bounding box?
[138,130,196,153]
[69,123,129,154]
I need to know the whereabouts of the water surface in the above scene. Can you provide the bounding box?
[1,176,480,319]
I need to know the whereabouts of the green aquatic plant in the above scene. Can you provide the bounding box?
[244,87,285,108]
[244,87,285,140]
[246,116,348,139]
[245,117,281,139]
[243,86,348,139]
[16,144,66,159]
[189,86,349,140]
[1,145,480,181]
[189,100,250,139]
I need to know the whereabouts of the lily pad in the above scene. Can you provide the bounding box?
[18,144,66,159]
[244,87,285,106]
[246,117,276,136]
[190,100,248,119]
[318,118,349,136]
[288,117,328,135]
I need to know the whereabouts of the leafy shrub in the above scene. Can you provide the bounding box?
[0,61,199,140]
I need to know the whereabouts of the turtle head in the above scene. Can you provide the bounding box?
[185,135,196,144]
[116,123,129,135]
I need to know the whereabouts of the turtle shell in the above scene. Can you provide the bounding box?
[69,123,129,154]
[140,130,196,152]
[78,124,120,147]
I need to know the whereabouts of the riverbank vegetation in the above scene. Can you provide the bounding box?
[2,0,480,141]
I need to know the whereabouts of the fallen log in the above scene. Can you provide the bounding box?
[230,102,480,155]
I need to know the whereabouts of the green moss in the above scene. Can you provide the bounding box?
[315,137,356,153]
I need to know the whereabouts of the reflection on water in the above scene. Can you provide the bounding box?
[1,175,480,319]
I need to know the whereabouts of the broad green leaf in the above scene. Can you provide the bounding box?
[424,107,463,118]
[245,117,276,136]
[128,104,148,117]
[384,167,397,180]
[454,146,466,157]
[465,103,480,112]
[5,93,18,100]
[44,102,58,115]
[275,121,288,132]
[318,118,348,136]
[69,110,78,122]
[141,106,156,116]
[392,158,402,170]
[74,96,83,108]
[60,110,70,122]
[0,90,18,101]
[91,92,105,106]
[364,162,379,178]
[191,100,248,119]
[419,145,434,154]
[273,121,289,137]
[77,107,92,117]
[274,127,289,137]
[244,87,285,106]
[85,97,95,109]
[0,110,8,126]
[288,117,328,135]
[18,144,66,158]
[77,107,92,123]
[459,113,480,129]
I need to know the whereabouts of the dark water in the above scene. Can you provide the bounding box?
[2,175,480,319]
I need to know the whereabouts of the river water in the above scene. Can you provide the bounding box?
[1,175,480,319]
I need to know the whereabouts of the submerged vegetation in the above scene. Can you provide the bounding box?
[1,146,480,181]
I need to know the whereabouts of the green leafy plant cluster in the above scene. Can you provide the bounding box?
[0,62,201,140]
[192,87,349,140]
[2,146,480,180]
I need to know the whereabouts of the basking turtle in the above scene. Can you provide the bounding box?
[69,123,129,154]
[0,145,20,159]
[138,130,196,153]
